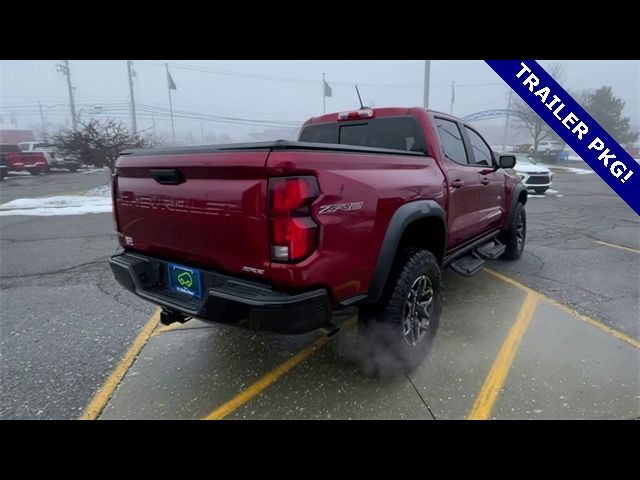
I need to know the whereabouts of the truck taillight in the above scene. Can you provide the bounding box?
[268,176,319,262]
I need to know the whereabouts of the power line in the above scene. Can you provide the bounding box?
[136,60,502,90]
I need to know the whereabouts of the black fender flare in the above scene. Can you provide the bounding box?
[504,183,528,230]
[365,200,446,304]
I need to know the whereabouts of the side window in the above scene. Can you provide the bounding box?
[465,127,493,166]
[435,118,468,165]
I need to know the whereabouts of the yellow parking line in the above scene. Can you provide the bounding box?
[204,317,357,420]
[204,336,329,420]
[467,292,540,420]
[80,308,162,420]
[151,320,187,337]
[593,240,640,255]
[485,268,639,349]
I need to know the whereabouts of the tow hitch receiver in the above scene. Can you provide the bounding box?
[160,308,189,326]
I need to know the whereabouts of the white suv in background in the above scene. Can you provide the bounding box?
[512,154,553,194]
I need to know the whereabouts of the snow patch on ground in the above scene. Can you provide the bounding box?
[0,194,112,216]
[549,166,595,175]
[85,185,111,197]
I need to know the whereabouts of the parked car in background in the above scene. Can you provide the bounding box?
[533,141,564,156]
[509,153,553,194]
[0,144,48,178]
[514,144,533,153]
[17,142,80,172]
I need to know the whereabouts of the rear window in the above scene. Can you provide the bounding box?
[299,116,426,152]
[0,145,21,153]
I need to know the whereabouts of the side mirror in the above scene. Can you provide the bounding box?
[498,154,516,169]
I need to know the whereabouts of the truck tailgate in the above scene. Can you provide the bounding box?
[114,150,271,277]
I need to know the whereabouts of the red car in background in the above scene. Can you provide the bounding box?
[0,144,48,178]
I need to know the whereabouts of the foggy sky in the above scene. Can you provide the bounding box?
[1,60,638,144]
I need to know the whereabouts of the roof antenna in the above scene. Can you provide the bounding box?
[355,85,366,109]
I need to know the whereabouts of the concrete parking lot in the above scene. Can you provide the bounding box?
[1,168,638,420]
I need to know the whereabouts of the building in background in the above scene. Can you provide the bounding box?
[0,129,35,144]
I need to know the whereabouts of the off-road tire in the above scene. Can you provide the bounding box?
[357,248,442,376]
[500,202,526,260]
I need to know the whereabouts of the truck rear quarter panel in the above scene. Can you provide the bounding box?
[266,149,446,303]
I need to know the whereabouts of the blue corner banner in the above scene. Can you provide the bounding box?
[485,60,639,216]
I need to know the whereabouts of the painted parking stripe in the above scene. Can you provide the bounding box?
[80,308,162,420]
[593,240,640,255]
[485,268,639,349]
[204,317,357,420]
[204,336,330,420]
[467,292,540,420]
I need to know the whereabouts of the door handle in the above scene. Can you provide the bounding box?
[451,179,465,188]
[481,178,490,186]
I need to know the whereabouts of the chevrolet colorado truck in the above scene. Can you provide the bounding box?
[109,107,527,369]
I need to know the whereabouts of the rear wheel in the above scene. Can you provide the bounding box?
[500,202,526,260]
[27,168,40,176]
[357,248,442,375]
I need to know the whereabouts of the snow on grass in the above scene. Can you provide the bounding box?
[548,165,595,175]
[0,193,112,216]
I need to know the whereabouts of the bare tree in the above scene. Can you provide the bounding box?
[51,119,161,172]
[512,63,565,159]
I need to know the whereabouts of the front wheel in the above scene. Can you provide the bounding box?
[27,168,40,176]
[357,248,442,375]
[500,202,526,260]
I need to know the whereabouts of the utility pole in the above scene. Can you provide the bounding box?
[151,113,157,136]
[56,60,77,130]
[38,101,47,139]
[450,81,455,114]
[127,61,137,133]
[423,60,431,109]
[501,89,513,151]
[165,63,176,142]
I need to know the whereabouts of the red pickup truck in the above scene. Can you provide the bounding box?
[110,107,526,369]
[0,144,48,178]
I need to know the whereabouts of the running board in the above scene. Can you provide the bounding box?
[475,239,506,260]
[449,252,485,277]
[449,238,505,277]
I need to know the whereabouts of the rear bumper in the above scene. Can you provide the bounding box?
[109,252,333,334]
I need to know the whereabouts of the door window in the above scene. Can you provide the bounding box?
[435,118,468,165]
[465,127,493,166]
